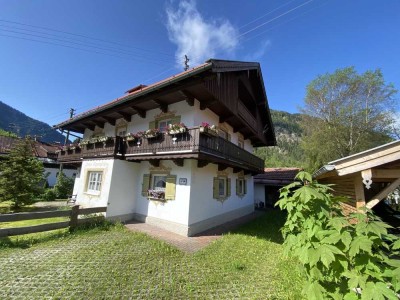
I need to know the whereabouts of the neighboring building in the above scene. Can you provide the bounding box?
[54,59,276,236]
[314,140,400,213]
[0,135,77,187]
[254,168,301,208]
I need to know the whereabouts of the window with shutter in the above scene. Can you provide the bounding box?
[165,175,177,200]
[142,174,150,196]
[212,176,231,201]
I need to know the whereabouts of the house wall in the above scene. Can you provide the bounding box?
[188,161,254,236]
[73,159,114,208]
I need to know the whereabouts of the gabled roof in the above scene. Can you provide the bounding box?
[314,140,400,178]
[254,167,301,185]
[53,59,276,147]
[0,136,61,159]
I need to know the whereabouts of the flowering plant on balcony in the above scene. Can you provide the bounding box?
[143,128,161,139]
[147,189,165,200]
[199,122,218,135]
[125,132,143,142]
[80,138,91,145]
[96,136,112,143]
[167,123,187,135]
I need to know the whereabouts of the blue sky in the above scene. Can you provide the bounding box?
[0,0,399,127]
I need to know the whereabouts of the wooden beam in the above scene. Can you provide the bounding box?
[131,106,146,118]
[371,169,400,179]
[200,99,218,110]
[179,90,195,106]
[92,120,105,129]
[117,111,132,122]
[354,177,366,209]
[219,114,234,124]
[102,116,116,126]
[233,168,241,173]
[366,177,400,209]
[82,122,95,131]
[153,99,168,113]
[218,164,227,171]
[173,158,184,167]
[149,160,160,167]
[197,160,209,168]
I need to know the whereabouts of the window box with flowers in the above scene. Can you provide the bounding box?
[147,189,166,201]
[167,123,187,135]
[80,138,91,146]
[125,132,143,142]
[199,122,218,136]
[143,128,161,139]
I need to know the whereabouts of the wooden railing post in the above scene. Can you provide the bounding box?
[70,205,80,230]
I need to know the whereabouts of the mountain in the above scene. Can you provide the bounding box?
[0,101,66,144]
[255,109,306,168]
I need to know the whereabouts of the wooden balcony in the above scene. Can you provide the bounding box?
[57,128,264,173]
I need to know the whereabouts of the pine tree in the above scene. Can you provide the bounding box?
[0,138,45,208]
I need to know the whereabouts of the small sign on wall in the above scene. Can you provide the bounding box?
[179,178,187,185]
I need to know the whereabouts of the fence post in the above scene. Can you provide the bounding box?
[70,205,80,230]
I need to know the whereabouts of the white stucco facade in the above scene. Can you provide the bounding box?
[73,100,258,236]
[45,165,77,187]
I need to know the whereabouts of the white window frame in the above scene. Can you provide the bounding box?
[86,171,103,195]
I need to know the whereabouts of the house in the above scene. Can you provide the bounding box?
[0,135,77,187]
[54,59,276,236]
[254,167,301,208]
[314,140,400,214]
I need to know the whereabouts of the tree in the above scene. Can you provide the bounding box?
[53,172,74,199]
[300,67,398,171]
[0,138,45,208]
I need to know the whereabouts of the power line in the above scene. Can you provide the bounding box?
[0,19,174,58]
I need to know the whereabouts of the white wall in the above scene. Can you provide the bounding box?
[254,184,265,206]
[106,160,140,219]
[188,161,254,226]
[73,159,114,208]
[135,160,191,226]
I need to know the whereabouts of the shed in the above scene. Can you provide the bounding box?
[314,140,400,213]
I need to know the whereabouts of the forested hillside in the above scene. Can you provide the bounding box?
[255,109,306,168]
[0,101,66,144]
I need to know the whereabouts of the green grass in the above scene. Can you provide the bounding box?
[0,210,304,299]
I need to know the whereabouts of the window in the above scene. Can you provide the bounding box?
[236,178,247,196]
[116,124,127,137]
[218,129,228,140]
[218,178,226,197]
[87,171,102,194]
[213,176,231,201]
[238,139,244,149]
[158,119,173,132]
[142,173,177,200]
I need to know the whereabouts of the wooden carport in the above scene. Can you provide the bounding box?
[314,140,400,212]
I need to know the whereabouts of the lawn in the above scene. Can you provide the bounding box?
[0,210,304,299]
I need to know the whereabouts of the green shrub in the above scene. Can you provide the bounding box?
[53,172,74,199]
[41,188,57,202]
[276,171,400,300]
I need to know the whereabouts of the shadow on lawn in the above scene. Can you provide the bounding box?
[233,209,287,244]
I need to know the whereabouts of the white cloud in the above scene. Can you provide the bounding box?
[244,39,271,61]
[166,0,238,68]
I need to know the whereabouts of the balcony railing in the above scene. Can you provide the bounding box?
[57,128,264,172]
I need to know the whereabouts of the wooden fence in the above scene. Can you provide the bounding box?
[0,206,107,238]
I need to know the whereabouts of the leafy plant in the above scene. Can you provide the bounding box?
[53,172,74,199]
[276,171,400,299]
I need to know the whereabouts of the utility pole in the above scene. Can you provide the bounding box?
[184,55,190,71]
[60,108,75,174]
[64,108,76,146]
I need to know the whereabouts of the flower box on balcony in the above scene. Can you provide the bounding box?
[143,129,161,139]
[199,123,218,136]
[167,123,187,135]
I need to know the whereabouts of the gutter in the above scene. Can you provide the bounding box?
[313,164,336,178]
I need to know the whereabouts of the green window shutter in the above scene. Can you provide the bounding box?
[149,121,156,129]
[227,133,231,142]
[165,175,177,200]
[227,178,231,197]
[236,179,239,195]
[213,177,219,199]
[142,174,150,196]
[171,115,181,124]
[244,179,247,194]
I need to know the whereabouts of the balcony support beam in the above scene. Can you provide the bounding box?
[153,99,168,113]
[197,160,209,168]
[179,90,195,106]
[82,122,95,131]
[149,159,160,167]
[92,120,105,129]
[103,116,116,126]
[117,111,132,122]
[173,158,184,167]
[131,106,146,119]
